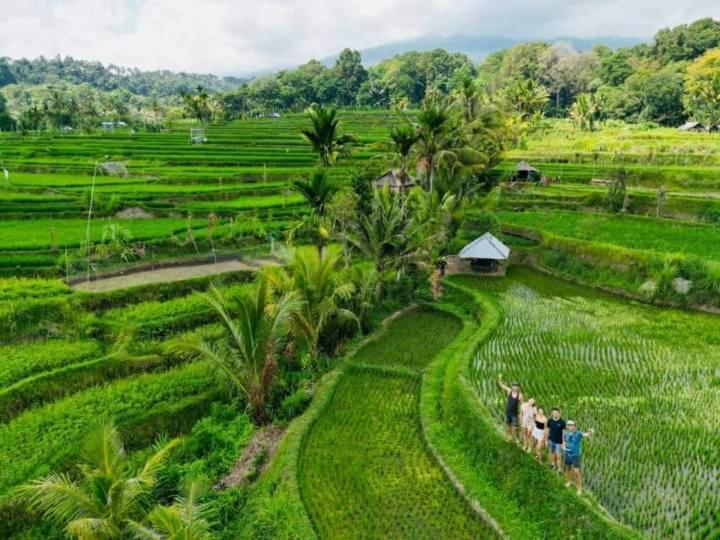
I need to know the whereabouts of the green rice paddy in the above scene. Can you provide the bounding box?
[453,267,720,538]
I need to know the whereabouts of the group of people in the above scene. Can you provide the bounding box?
[498,374,594,495]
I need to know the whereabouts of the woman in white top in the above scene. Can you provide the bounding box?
[520,398,537,452]
[533,407,548,463]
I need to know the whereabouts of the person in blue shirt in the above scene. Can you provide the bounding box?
[563,420,594,495]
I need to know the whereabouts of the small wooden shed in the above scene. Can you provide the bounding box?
[513,161,540,181]
[374,169,416,194]
[458,232,510,273]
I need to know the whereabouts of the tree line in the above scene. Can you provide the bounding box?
[1,17,719,131]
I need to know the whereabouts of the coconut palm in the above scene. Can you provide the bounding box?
[348,187,412,273]
[171,277,299,424]
[299,106,355,167]
[265,246,357,360]
[18,422,180,540]
[389,124,418,177]
[500,79,550,122]
[570,93,600,131]
[127,480,214,540]
[410,98,454,193]
[291,169,338,218]
[289,169,338,256]
[406,188,459,268]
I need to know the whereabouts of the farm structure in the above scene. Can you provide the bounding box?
[457,232,510,273]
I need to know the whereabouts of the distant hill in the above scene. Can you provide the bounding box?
[322,34,648,66]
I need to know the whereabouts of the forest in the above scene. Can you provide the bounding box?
[2,17,720,131]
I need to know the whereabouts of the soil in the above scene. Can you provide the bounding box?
[216,425,285,489]
[72,259,273,293]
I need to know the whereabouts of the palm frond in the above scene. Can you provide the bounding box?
[17,472,101,525]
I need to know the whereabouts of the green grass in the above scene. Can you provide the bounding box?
[455,267,720,538]
[298,307,493,539]
[497,209,720,262]
[0,217,204,250]
[300,368,490,539]
[0,339,101,390]
[504,119,720,190]
[0,361,216,499]
[353,308,462,369]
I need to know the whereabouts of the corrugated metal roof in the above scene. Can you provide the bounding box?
[458,232,510,260]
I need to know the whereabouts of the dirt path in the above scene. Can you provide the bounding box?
[73,259,277,293]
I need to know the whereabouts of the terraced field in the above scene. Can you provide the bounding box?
[298,307,494,539]
[496,209,720,262]
[454,267,720,539]
[500,119,720,190]
[0,111,394,277]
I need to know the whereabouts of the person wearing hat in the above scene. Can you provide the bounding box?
[563,420,594,495]
[498,373,524,443]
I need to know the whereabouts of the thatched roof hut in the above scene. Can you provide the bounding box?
[374,169,416,193]
[514,161,540,181]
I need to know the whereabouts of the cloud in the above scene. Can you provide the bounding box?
[0,0,718,75]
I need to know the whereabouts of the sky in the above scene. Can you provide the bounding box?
[0,0,718,75]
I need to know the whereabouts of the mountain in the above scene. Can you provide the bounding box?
[322,34,648,66]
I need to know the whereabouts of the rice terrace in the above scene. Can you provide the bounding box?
[0,4,719,539]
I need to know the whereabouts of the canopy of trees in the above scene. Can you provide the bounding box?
[0,55,243,97]
[2,17,719,130]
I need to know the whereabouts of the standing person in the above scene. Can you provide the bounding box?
[532,407,548,463]
[563,420,594,495]
[498,374,523,443]
[546,408,566,472]
[520,398,537,452]
[438,257,448,277]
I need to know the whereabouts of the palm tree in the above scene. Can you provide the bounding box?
[389,124,418,177]
[500,79,550,122]
[348,187,411,273]
[300,106,355,167]
[18,422,179,540]
[290,169,338,256]
[266,246,357,360]
[172,277,299,425]
[570,93,600,131]
[408,97,458,193]
[406,188,459,268]
[128,480,214,540]
[291,169,337,218]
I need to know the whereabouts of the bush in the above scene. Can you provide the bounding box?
[277,387,313,422]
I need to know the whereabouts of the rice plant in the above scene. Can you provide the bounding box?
[454,268,720,538]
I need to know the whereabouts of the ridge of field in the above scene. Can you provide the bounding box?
[298,307,495,538]
[501,119,720,190]
[454,267,720,538]
[496,209,720,262]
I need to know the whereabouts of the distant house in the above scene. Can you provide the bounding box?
[678,121,705,132]
[374,169,416,194]
[513,161,540,181]
[678,121,719,132]
[101,121,114,131]
[458,232,510,273]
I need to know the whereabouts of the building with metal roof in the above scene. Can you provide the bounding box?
[458,232,510,272]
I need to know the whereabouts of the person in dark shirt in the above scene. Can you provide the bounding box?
[545,407,566,473]
[498,373,524,443]
[438,257,448,277]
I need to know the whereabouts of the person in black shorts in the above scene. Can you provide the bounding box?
[498,373,524,443]
[545,407,566,472]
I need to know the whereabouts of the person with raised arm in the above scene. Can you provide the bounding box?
[498,373,524,444]
[563,420,595,495]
